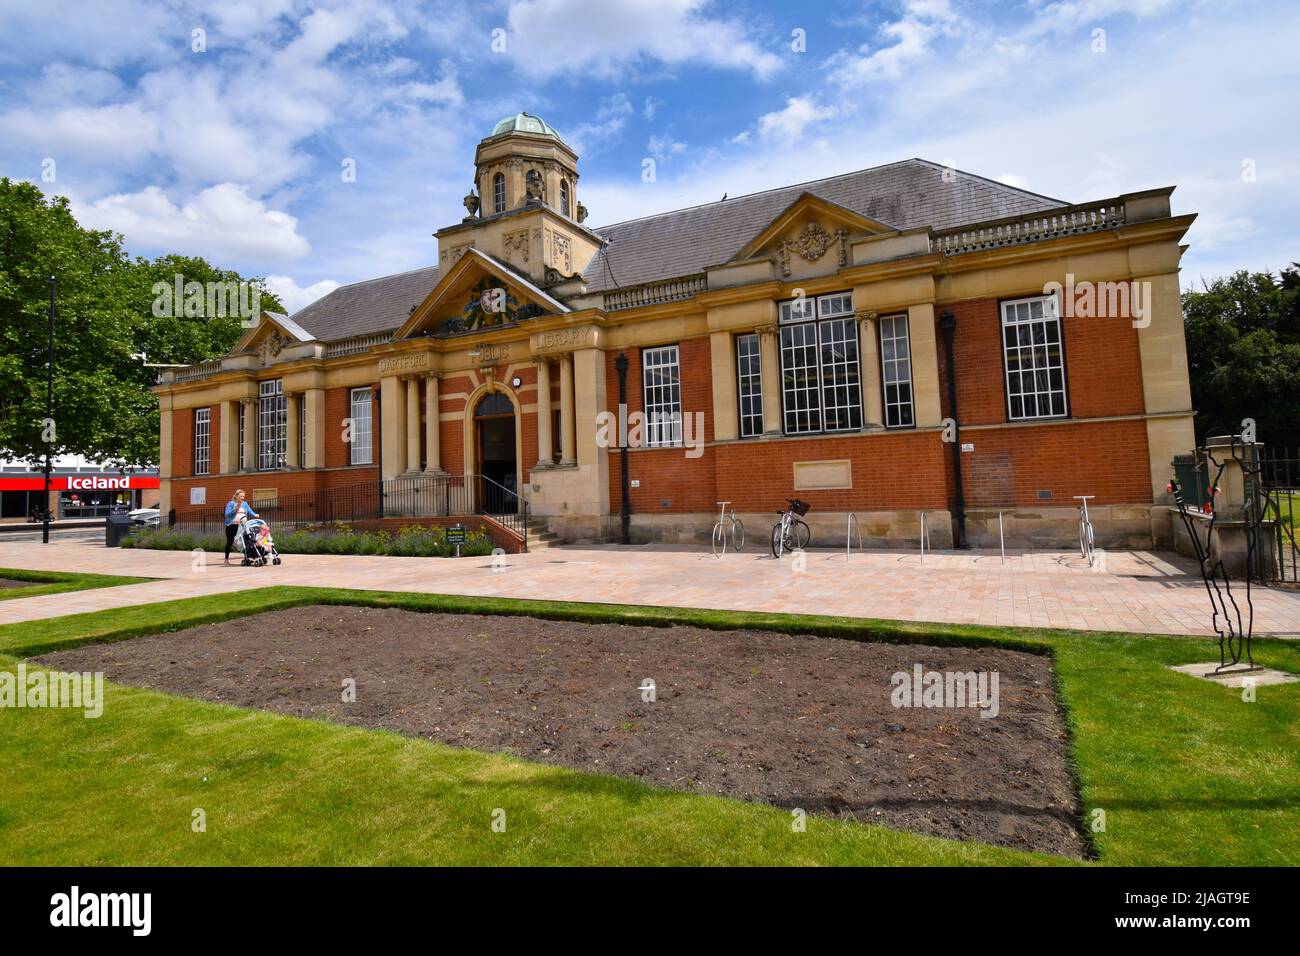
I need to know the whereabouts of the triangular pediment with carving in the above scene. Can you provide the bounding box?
[229,311,316,365]
[732,193,894,279]
[396,247,569,339]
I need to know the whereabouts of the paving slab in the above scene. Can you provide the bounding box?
[0,538,1298,638]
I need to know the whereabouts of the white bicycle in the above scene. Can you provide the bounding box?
[711,500,745,556]
[1074,495,1096,567]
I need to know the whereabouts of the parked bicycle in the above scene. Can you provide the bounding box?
[770,498,811,558]
[711,500,745,556]
[1074,495,1096,567]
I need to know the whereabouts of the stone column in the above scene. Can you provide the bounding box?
[858,312,884,427]
[405,375,421,473]
[424,373,442,473]
[559,352,576,466]
[241,398,258,472]
[304,388,325,469]
[285,392,301,469]
[380,376,406,479]
[709,330,737,442]
[220,400,239,474]
[758,327,782,436]
[158,393,174,517]
[535,358,553,467]
[906,303,943,427]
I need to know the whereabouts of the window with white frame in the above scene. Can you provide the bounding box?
[492,173,505,214]
[1002,294,1068,420]
[778,291,862,434]
[257,379,286,471]
[879,314,914,428]
[641,345,682,447]
[237,409,245,471]
[560,179,570,217]
[349,387,373,465]
[193,407,211,475]
[735,333,764,438]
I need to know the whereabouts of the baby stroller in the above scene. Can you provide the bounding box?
[236,517,282,567]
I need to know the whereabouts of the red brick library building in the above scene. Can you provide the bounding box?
[156,112,1196,549]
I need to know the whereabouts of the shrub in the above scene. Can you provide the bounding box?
[122,522,503,558]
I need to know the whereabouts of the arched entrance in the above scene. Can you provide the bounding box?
[474,391,517,512]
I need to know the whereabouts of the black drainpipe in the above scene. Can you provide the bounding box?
[614,352,631,544]
[938,310,968,549]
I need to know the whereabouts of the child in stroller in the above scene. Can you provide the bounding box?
[236,517,282,567]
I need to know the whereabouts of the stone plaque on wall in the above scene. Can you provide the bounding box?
[793,459,852,491]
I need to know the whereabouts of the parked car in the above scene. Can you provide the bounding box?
[129,508,161,528]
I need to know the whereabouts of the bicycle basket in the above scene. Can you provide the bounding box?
[790,499,810,516]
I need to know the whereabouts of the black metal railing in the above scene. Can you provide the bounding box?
[381,474,471,518]
[176,473,529,549]
[1259,447,1299,584]
[178,479,383,533]
[475,474,528,547]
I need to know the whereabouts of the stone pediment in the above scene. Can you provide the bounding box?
[396,247,569,340]
[731,192,894,279]
[229,311,316,365]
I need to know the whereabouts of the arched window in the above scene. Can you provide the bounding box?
[492,172,505,214]
[560,178,570,217]
[475,392,514,418]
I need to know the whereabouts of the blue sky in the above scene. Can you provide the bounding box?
[1,0,1296,312]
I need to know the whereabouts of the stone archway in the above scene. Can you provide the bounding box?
[462,382,524,510]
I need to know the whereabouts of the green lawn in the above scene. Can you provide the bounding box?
[0,566,152,602]
[1,586,1297,866]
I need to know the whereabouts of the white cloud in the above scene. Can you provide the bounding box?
[568,92,635,154]
[832,0,963,85]
[504,0,782,79]
[643,95,664,120]
[996,173,1032,190]
[264,274,341,313]
[756,96,836,143]
[647,134,686,162]
[73,184,311,264]
[0,103,159,161]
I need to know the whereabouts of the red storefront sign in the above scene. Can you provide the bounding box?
[0,476,160,491]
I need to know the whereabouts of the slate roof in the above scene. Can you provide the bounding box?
[287,265,440,342]
[285,159,1065,341]
[583,158,1066,292]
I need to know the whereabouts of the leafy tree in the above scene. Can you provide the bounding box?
[0,178,283,468]
[1182,264,1300,451]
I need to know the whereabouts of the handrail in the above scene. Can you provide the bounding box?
[998,511,1006,565]
[919,511,931,563]
[476,473,528,551]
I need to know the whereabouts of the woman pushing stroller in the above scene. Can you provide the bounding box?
[223,489,259,565]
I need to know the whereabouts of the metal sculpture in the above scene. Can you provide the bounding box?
[1167,432,1263,674]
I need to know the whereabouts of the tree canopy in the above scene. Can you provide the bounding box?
[1182,263,1300,451]
[0,178,283,468]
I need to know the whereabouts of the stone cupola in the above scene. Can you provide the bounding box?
[474,112,583,222]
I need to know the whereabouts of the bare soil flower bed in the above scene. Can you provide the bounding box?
[38,605,1085,856]
[0,578,35,589]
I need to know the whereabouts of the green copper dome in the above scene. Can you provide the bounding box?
[489,111,559,139]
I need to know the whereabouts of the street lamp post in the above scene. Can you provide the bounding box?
[614,352,631,545]
[43,275,55,545]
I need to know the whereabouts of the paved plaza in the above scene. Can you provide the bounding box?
[1,538,1298,637]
